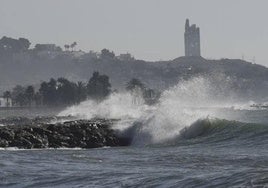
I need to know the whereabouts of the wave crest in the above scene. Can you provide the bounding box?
[59,76,267,146]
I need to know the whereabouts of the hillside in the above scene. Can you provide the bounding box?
[0,37,267,101]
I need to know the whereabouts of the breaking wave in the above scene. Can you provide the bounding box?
[176,118,268,145]
[59,76,268,146]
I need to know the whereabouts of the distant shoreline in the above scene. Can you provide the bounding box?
[0,106,67,118]
[0,106,67,110]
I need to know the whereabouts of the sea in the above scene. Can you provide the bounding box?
[1,77,268,187]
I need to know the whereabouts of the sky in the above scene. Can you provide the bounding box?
[0,0,268,66]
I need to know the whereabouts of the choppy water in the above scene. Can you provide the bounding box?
[1,77,268,187]
[1,109,268,188]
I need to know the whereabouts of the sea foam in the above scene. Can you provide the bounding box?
[59,76,250,145]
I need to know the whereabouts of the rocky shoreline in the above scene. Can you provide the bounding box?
[0,117,131,149]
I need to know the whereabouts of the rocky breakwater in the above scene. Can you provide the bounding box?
[0,118,130,149]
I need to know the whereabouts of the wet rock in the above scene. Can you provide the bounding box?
[10,137,33,149]
[0,118,131,149]
[0,129,15,140]
[0,116,75,127]
[0,139,9,147]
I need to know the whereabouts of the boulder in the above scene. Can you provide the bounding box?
[0,118,131,149]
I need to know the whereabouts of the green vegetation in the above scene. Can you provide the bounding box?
[87,72,111,101]
[2,75,160,107]
[2,72,112,107]
[126,78,161,105]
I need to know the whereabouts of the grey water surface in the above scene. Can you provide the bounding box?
[1,109,268,188]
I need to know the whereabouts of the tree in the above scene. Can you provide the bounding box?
[11,85,26,106]
[126,78,145,92]
[39,82,49,105]
[47,79,58,104]
[57,77,77,105]
[100,49,115,59]
[64,44,70,51]
[38,78,87,106]
[125,79,161,105]
[34,92,43,106]
[70,42,77,51]
[143,88,161,105]
[0,36,30,55]
[25,86,35,106]
[3,91,11,107]
[18,38,31,50]
[87,72,111,101]
[125,78,145,105]
[39,79,57,105]
[76,81,87,103]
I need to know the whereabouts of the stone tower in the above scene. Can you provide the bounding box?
[184,19,201,57]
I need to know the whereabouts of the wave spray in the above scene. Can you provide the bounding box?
[59,76,244,145]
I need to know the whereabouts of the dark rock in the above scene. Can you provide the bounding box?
[0,129,15,140]
[10,137,32,149]
[0,118,131,149]
[0,139,9,147]
[0,116,76,127]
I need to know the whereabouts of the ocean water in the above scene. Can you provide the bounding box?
[1,77,268,187]
[1,112,268,188]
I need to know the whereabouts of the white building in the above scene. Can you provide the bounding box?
[117,53,135,62]
[0,97,12,107]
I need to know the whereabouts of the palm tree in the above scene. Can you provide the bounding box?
[126,78,145,92]
[70,42,77,51]
[25,86,35,106]
[77,81,87,102]
[64,44,70,51]
[126,78,146,105]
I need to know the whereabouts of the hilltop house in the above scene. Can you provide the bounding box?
[117,53,135,62]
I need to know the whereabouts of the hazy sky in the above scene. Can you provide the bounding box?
[1,0,268,66]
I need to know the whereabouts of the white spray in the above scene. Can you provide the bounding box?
[59,76,245,145]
